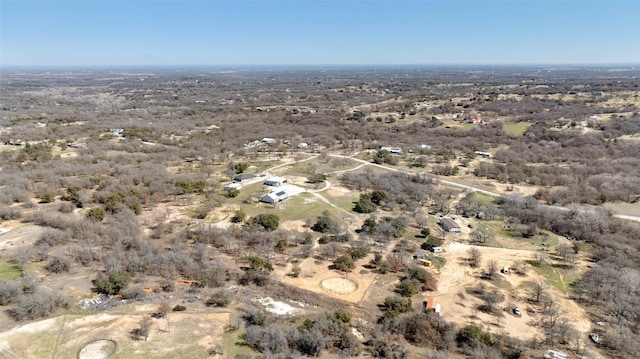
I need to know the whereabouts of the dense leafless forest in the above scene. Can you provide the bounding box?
[0,66,639,358]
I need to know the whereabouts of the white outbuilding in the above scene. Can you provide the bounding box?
[264,176,287,187]
[260,190,289,204]
[223,183,242,191]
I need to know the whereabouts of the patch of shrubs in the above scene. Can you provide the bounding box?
[44,255,71,273]
[206,291,231,307]
[94,271,131,295]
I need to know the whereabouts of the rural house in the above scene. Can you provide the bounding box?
[440,218,461,232]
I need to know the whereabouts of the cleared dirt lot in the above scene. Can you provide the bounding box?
[278,255,378,304]
[0,222,46,252]
[428,241,594,341]
[0,310,230,359]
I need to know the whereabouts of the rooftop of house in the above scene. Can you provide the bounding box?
[440,217,461,228]
[234,173,256,181]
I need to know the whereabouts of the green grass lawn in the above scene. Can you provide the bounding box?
[236,192,335,224]
[249,160,284,173]
[406,228,425,243]
[0,261,23,280]
[278,157,355,177]
[476,221,560,251]
[276,160,316,177]
[528,261,579,295]
[223,325,257,359]
[322,191,360,213]
[273,193,331,222]
[226,182,266,206]
[502,121,532,136]
[471,192,496,205]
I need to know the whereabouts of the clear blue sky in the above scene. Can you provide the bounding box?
[1,0,639,66]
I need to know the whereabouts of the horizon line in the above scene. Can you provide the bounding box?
[2,62,640,69]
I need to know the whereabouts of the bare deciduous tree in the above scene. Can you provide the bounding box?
[533,251,546,266]
[468,247,481,268]
[485,260,498,279]
[529,281,546,303]
[134,315,152,341]
[158,301,171,332]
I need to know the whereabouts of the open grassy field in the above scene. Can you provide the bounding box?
[528,261,581,295]
[322,188,360,213]
[502,121,532,136]
[222,325,256,359]
[269,193,330,222]
[0,261,22,280]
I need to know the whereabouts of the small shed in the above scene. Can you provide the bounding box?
[474,151,492,158]
[260,190,288,204]
[380,146,403,154]
[440,218,461,232]
[264,176,287,187]
[424,297,434,311]
[223,183,242,191]
[544,349,568,359]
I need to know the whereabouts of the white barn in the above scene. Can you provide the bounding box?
[264,176,287,187]
[260,190,288,204]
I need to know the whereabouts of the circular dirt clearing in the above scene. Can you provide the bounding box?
[320,277,358,295]
[78,339,117,359]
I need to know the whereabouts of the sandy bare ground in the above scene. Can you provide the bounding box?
[0,310,230,359]
[278,220,307,232]
[78,339,116,359]
[603,201,640,217]
[325,186,352,197]
[491,182,539,197]
[429,241,594,342]
[279,255,378,304]
[0,222,46,252]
